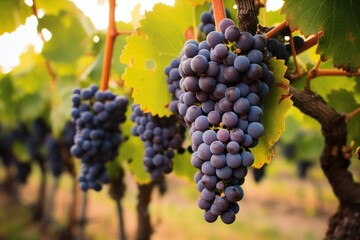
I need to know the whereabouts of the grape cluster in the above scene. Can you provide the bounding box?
[174,18,275,223]
[297,160,313,179]
[266,26,305,63]
[45,135,63,178]
[199,7,231,36]
[26,118,49,162]
[131,104,186,180]
[61,121,76,150]
[267,38,290,63]
[70,85,128,191]
[165,58,182,114]
[15,161,32,184]
[252,164,266,183]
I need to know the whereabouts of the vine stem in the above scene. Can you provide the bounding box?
[115,198,126,240]
[265,20,287,39]
[77,191,88,240]
[31,0,57,93]
[347,107,360,121]
[289,33,300,74]
[212,0,226,31]
[306,67,360,90]
[45,177,60,223]
[262,0,267,26]
[100,0,119,91]
[306,58,321,89]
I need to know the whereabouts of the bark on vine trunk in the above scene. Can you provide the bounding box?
[136,183,153,240]
[326,204,360,239]
[290,86,360,239]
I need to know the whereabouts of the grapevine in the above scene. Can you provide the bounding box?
[0,0,360,239]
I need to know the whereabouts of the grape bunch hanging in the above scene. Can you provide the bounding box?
[131,104,186,180]
[169,18,276,224]
[70,85,128,191]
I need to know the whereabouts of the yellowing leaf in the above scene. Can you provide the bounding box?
[120,0,208,116]
[252,58,293,168]
[121,35,173,116]
[0,0,32,35]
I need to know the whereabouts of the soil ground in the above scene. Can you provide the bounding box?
[0,159,339,240]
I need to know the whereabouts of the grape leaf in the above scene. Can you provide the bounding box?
[252,58,293,168]
[120,0,208,117]
[294,130,324,162]
[0,75,18,128]
[37,0,77,15]
[0,0,32,35]
[173,135,196,181]
[38,11,93,63]
[327,89,360,147]
[118,106,150,184]
[282,0,360,73]
[50,75,77,137]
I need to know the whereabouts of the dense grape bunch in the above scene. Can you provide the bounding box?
[70,85,128,191]
[15,161,32,184]
[165,58,183,115]
[265,26,305,63]
[131,104,186,180]
[45,135,63,178]
[175,18,276,224]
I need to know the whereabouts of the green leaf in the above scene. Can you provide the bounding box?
[118,101,150,184]
[0,0,32,35]
[18,93,49,123]
[12,141,30,162]
[37,0,75,15]
[173,135,196,181]
[252,58,293,168]
[0,75,18,128]
[121,35,173,116]
[38,11,93,63]
[120,0,208,116]
[327,89,360,147]
[294,131,324,161]
[282,0,360,73]
[50,75,77,137]
[12,47,51,95]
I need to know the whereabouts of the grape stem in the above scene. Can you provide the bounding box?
[305,58,322,89]
[100,0,119,91]
[346,107,360,121]
[265,20,287,39]
[212,0,226,31]
[31,0,57,91]
[115,198,127,240]
[306,68,360,90]
[289,33,300,75]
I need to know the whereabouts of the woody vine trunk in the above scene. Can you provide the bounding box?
[235,1,360,239]
[290,87,360,239]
